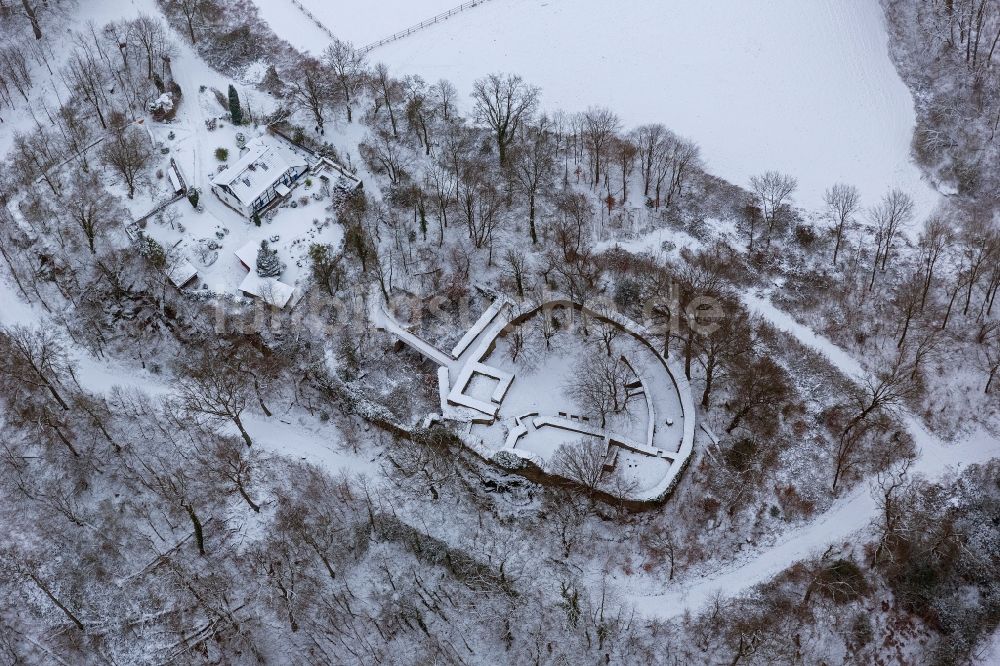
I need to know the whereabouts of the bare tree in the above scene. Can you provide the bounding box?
[738,191,763,253]
[371,62,403,138]
[563,344,631,428]
[289,56,331,133]
[11,127,61,195]
[510,115,555,243]
[20,0,42,40]
[871,459,912,566]
[0,325,73,411]
[657,132,701,209]
[957,209,999,316]
[582,106,621,186]
[552,191,594,261]
[610,134,638,204]
[696,302,752,408]
[168,0,219,44]
[725,355,791,435]
[457,163,505,256]
[916,215,952,311]
[126,14,174,81]
[978,321,1000,393]
[62,175,120,253]
[64,44,112,129]
[100,123,151,199]
[203,435,265,512]
[402,74,434,154]
[173,355,256,447]
[430,78,457,123]
[425,160,456,246]
[823,183,860,265]
[0,46,32,107]
[549,437,608,495]
[832,352,917,492]
[641,523,679,580]
[53,104,95,172]
[749,171,797,249]
[1,549,86,631]
[359,128,411,185]
[322,38,366,122]
[893,270,925,349]
[632,123,666,199]
[471,72,539,166]
[502,247,528,299]
[872,189,915,271]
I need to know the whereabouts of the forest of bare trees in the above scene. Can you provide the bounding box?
[0,0,996,663]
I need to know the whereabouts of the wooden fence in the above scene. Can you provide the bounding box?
[285,0,495,54]
[358,0,495,54]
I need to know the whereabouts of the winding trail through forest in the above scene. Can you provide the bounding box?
[1,266,997,622]
[627,289,1000,621]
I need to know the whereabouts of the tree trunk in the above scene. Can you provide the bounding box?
[897,309,913,348]
[701,363,713,408]
[50,423,80,457]
[833,222,844,265]
[253,377,272,417]
[236,482,260,513]
[528,193,537,244]
[185,504,206,555]
[29,574,84,631]
[726,408,747,434]
[941,279,961,330]
[44,377,69,411]
[232,413,253,447]
[21,0,42,39]
[684,326,694,380]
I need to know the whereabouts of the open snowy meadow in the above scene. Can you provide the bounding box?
[257,0,940,216]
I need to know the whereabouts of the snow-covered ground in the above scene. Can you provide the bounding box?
[256,0,940,216]
[624,291,1000,621]
[261,0,463,50]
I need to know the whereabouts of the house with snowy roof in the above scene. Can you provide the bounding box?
[210,136,309,218]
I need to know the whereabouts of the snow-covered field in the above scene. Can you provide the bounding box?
[258,0,939,216]
[258,0,462,49]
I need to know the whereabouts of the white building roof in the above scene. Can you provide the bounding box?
[238,272,295,308]
[211,137,308,208]
[167,259,197,288]
[234,239,259,268]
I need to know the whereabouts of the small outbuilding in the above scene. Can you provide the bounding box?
[233,239,296,309]
[166,258,198,289]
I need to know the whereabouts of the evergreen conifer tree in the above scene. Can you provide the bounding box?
[137,233,167,269]
[228,84,243,125]
[256,240,282,277]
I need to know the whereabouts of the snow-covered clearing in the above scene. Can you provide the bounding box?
[627,292,1000,621]
[257,0,939,216]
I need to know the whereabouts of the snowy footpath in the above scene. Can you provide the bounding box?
[627,290,1000,621]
